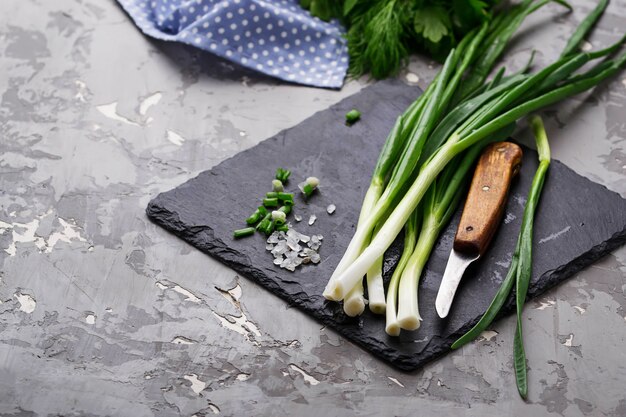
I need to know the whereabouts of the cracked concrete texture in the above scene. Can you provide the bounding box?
[0,0,625,416]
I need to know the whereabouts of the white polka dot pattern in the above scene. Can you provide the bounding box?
[117,0,349,88]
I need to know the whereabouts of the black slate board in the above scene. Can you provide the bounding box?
[147,80,626,371]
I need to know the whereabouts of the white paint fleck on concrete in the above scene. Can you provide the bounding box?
[155,279,201,303]
[236,373,250,381]
[212,311,261,345]
[96,102,140,126]
[5,219,45,256]
[228,283,242,302]
[2,213,87,256]
[46,218,87,252]
[535,299,556,310]
[581,41,593,52]
[171,285,201,303]
[139,92,162,115]
[387,376,404,387]
[14,293,36,314]
[539,226,571,244]
[167,129,185,146]
[213,282,263,344]
[183,374,206,395]
[289,364,320,386]
[563,333,574,347]
[172,336,195,345]
[85,313,96,324]
[479,330,499,341]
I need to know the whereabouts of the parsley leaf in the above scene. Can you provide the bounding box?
[414,6,452,44]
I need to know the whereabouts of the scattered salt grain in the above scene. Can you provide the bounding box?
[326,204,336,215]
[308,215,317,226]
[294,214,302,222]
[266,227,322,272]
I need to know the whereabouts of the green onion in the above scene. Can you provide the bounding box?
[233,227,255,239]
[560,0,609,58]
[246,212,261,225]
[256,213,271,231]
[385,207,420,336]
[277,192,294,203]
[263,197,279,207]
[275,168,291,183]
[396,145,482,330]
[276,224,289,232]
[263,220,275,235]
[272,210,287,225]
[299,177,320,198]
[278,205,292,215]
[513,115,551,398]
[246,206,268,225]
[272,179,284,192]
[318,1,620,398]
[346,109,361,124]
[266,192,278,199]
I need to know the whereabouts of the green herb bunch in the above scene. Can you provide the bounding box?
[301,0,498,79]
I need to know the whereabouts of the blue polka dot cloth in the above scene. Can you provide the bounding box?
[117,0,349,88]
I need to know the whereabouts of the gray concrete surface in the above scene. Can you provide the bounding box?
[0,0,625,416]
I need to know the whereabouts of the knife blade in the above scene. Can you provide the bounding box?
[435,141,523,318]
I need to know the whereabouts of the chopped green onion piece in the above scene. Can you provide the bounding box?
[283,199,294,206]
[263,197,279,207]
[271,210,287,223]
[246,206,268,225]
[277,192,294,202]
[256,213,271,230]
[276,224,289,232]
[272,179,284,192]
[233,227,255,239]
[306,176,320,188]
[262,220,275,235]
[266,192,278,199]
[299,176,320,198]
[278,205,292,215]
[275,168,291,182]
[245,212,261,225]
[346,109,361,124]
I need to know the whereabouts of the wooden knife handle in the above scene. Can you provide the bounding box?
[453,142,523,257]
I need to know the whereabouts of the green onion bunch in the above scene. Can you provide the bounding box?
[322,0,623,397]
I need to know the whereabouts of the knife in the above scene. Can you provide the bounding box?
[435,141,523,318]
